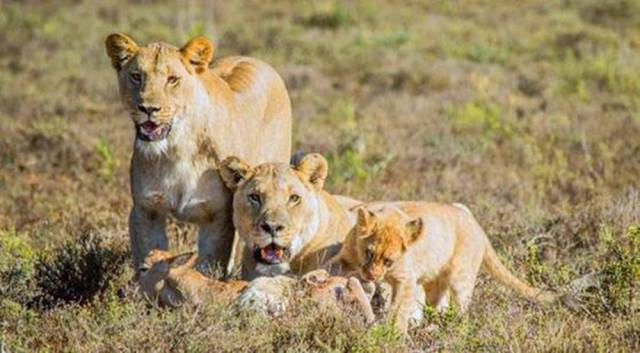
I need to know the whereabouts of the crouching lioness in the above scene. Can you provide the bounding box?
[105,33,292,271]
[219,153,353,279]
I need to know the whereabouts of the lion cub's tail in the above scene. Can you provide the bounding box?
[482,244,559,303]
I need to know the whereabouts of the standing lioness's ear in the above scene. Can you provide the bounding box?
[105,33,139,70]
[219,156,255,191]
[295,153,328,190]
[180,36,215,74]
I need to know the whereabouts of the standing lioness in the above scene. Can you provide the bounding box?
[105,33,291,270]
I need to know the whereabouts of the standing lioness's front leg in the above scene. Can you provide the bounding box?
[197,208,235,276]
[129,205,168,268]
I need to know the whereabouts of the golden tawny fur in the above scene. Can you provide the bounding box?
[300,269,376,324]
[332,201,559,334]
[219,153,354,280]
[137,250,374,322]
[105,33,291,271]
[136,249,247,308]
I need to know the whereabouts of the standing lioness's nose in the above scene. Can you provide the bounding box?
[138,104,160,115]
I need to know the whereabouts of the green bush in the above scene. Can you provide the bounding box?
[599,225,640,315]
[31,234,128,309]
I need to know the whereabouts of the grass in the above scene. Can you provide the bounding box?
[0,0,639,351]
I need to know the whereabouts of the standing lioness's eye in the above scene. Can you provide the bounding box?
[167,75,180,86]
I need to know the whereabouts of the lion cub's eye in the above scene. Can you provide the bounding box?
[289,194,301,205]
[167,75,180,86]
[248,193,261,206]
[383,258,393,267]
[365,248,374,261]
[129,72,142,85]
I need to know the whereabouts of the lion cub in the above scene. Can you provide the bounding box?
[136,249,246,307]
[137,250,376,323]
[331,202,559,334]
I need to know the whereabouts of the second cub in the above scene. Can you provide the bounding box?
[331,201,559,334]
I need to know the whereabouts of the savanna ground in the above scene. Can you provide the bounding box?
[1,0,639,351]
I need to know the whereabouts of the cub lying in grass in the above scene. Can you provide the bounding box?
[136,249,246,307]
[330,202,559,334]
[136,250,376,323]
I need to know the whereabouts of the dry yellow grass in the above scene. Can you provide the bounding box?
[0,0,639,351]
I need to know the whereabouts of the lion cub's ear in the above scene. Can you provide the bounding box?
[166,251,197,277]
[295,153,328,190]
[180,36,215,74]
[219,156,255,191]
[167,251,196,268]
[105,33,139,70]
[404,218,424,246]
[356,208,376,235]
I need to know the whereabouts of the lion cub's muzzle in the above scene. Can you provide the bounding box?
[253,243,292,265]
[136,120,172,141]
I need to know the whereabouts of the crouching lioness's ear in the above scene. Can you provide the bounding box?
[295,153,328,190]
[105,32,139,70]
[219,156,255,191]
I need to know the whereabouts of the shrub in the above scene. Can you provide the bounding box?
[599,225,640,315]
[31,233,128,309]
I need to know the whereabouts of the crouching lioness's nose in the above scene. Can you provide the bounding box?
[260,221,286,237]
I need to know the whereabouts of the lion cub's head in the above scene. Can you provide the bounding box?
[351,208,424,282]
[105,33,214,155]
[220,153,328,273]
[136,249,196,306]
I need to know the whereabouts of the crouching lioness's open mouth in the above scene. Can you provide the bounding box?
[254,243,292,265]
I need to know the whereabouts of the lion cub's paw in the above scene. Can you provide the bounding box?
[301,269,331,285]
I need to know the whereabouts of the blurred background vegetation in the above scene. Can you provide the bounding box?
[0,0,638,351]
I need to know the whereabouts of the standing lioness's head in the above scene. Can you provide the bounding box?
[105,33,214,154]
[220,154,328,273]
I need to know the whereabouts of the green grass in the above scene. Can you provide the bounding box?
[0,0,639,351]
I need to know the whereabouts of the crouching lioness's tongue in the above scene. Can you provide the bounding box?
[260,244,286,264]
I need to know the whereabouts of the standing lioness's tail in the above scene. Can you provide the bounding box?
[482,243,559,303]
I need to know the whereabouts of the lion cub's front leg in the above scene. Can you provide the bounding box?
[388,278,418,335]
[129,205,168,268]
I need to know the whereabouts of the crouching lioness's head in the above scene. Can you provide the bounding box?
[105,33,214,155]
[220,153,328,275]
